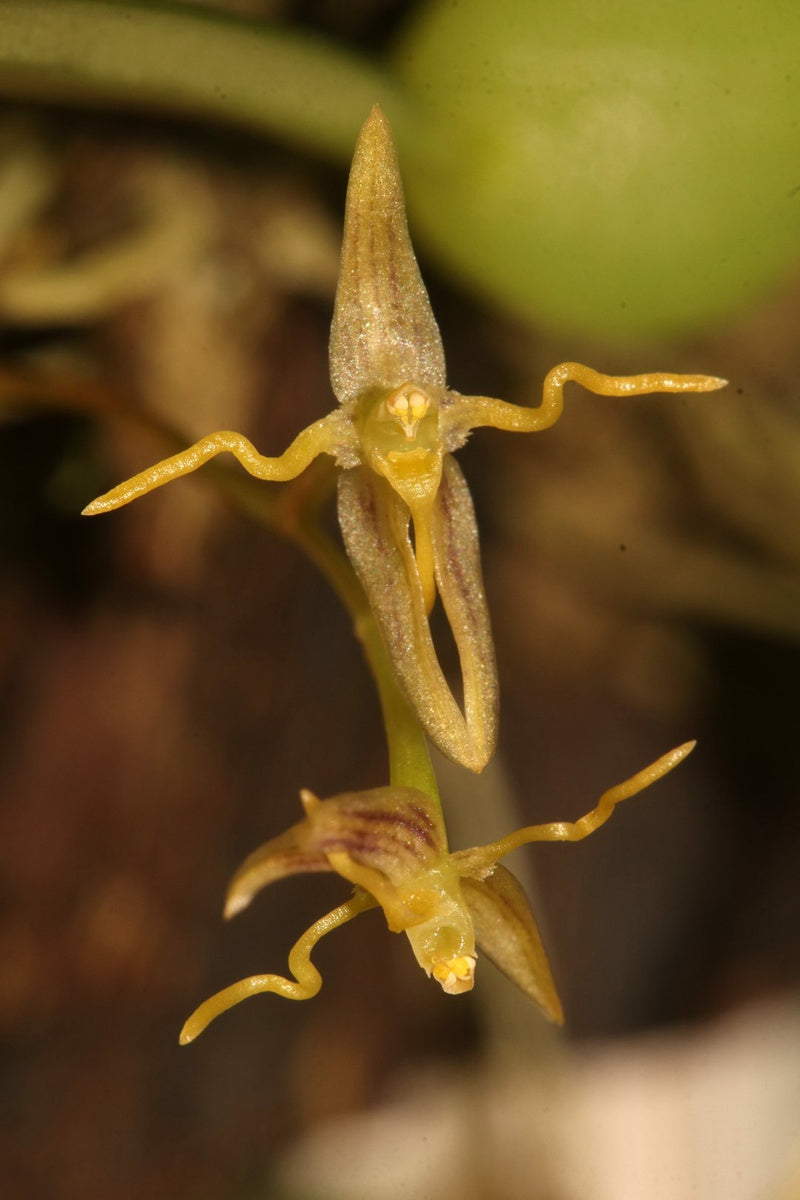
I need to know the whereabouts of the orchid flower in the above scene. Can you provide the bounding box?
[83,106,725,773]
[179,740,693,1043]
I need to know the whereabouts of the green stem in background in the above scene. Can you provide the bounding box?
[0,0,411,160]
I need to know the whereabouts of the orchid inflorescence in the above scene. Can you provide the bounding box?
[84,106,726,1041]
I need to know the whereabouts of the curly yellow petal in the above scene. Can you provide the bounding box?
[456,741,696,873]
[179,892,376,1044]
[443,363,727,441]
[83,411,351,515]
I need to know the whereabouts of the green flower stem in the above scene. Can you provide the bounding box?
[4,367,441,808]
[185,456,440,803]
[0,0,409,161]
[267,470,441,805]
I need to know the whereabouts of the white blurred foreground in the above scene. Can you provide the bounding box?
[277,995,800,1200]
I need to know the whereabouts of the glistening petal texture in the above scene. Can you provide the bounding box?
[460,866,564,1024]
[224,824,332,917]
[338,465,494,771]
[328,105,446,405]
[306,785,447,874]
[431,456,498,766]
[226,785,447,918]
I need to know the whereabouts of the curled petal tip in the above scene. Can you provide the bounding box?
[224,892,250,920]
[82,490,128,515]
[299,788,320,815]
[364,101,389,127]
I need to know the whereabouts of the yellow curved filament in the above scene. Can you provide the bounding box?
[457,741,696,873]
[179,890,377,1044]
[83,410,348,515]
[446,363,727,437]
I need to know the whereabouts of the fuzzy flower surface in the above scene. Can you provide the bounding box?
[178,742,693,1043]
[84,106,726,774]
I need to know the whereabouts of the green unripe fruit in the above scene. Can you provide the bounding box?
[393,0,800,340]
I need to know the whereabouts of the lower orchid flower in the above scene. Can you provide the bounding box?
[179,740,693,1043]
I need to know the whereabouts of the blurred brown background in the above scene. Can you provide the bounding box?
[1,3,799,1198]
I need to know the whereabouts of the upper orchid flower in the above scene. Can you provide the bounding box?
[83,106,726,773]
[178,740,693,1043]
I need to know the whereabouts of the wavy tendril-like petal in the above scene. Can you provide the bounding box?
[83,409,352,514]
[454,742,696,876]
[442,363,727,442]
[179,891,377,1044]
